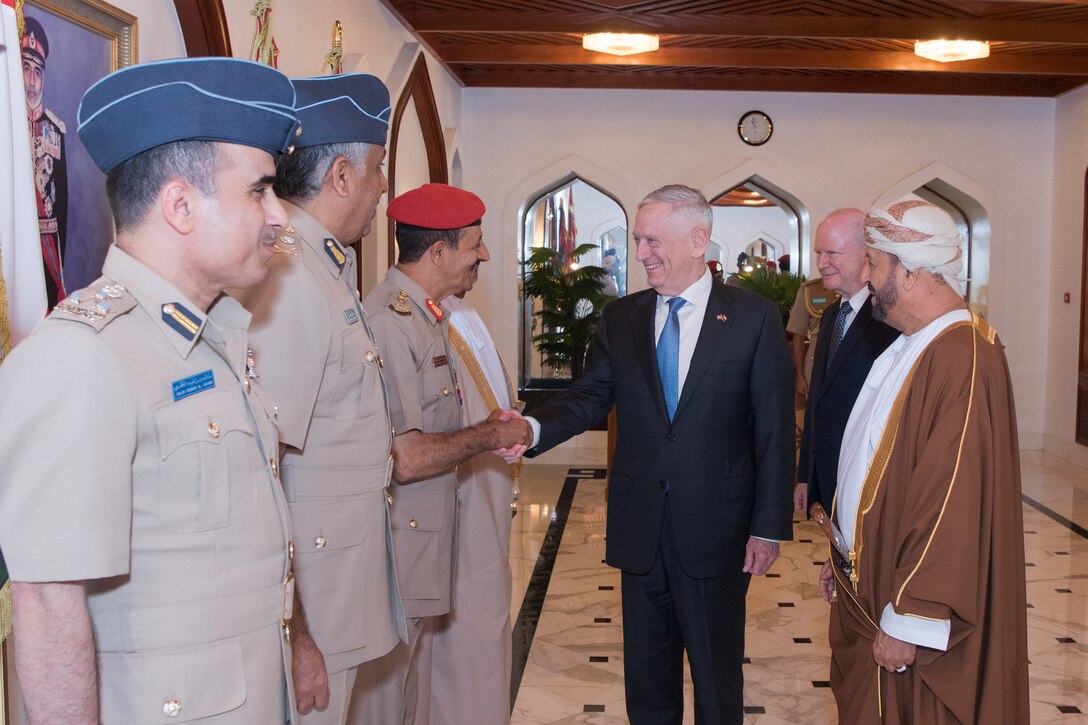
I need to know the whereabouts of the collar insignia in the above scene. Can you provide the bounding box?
[162,302,201,341]
[323,237,346,270]
[425,297,444,321]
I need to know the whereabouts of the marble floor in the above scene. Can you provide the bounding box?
[508,448,1088,724]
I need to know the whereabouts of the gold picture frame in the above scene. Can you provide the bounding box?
[27,0,136,70]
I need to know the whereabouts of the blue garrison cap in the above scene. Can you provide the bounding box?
[77,57,300,173]
[291,74,390,149]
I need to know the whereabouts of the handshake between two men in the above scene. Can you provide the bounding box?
[486,408,532,463]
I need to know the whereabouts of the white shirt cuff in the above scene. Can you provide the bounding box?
[526,416,541,448]
[753,536,779,543]
[880,603,950,651]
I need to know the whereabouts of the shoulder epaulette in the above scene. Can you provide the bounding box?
[275,224,302,258]
[52,282,136,331]
[44,109,66,134]
[387,290,413,317]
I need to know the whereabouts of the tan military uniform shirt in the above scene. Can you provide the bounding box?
[787,278,838,384]
[363,267,460,619]
[233,202,405,675]
[0,246,293,724]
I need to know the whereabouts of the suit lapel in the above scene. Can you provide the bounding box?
[673,283,735,421]
[821,297,873,391]
[632,291,670,423]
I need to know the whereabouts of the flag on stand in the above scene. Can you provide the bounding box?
[0,0,46,363]
[558,186,577,258]
[3,0,43,657]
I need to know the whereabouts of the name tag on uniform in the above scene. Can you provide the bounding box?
[344,308,359,325]
[433,355,448,368]
[813,297,826,304]
[172,370,215,401]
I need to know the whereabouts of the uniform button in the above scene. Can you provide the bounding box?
[288,541,295,560]
[409,519,418,528]
[162,303,175,317]
[273,405,279,420]
[163,699,181,718]
[667,433,676,441]
[207,421,220,438]
[441,387,449,396]
[286,143,295,154]
[365,351,376,363]
[244,378,252,393]
[315,536,327,549]
[270,458,279,477]
[377,355,385,368]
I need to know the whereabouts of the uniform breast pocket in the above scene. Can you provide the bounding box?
[420,366,456,430]
[154,390,259,533]
[332,325,375,418]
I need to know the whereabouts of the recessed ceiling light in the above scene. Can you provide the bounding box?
[914,39,990,63]
[583,33,659,57]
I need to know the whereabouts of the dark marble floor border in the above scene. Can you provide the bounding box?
[1022,494,1088,540]
[509,467,607,711]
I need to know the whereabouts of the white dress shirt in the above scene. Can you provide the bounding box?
[836,286,871,340]
[654,270,713,393]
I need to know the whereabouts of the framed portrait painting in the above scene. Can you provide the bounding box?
[22,0,135,303]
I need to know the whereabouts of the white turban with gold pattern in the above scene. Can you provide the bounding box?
[864,197,966,292]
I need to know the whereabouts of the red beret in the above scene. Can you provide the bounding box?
[707,260,723,273]
[387,183,485,230]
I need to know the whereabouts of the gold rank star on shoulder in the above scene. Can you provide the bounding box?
[389,291,412,316]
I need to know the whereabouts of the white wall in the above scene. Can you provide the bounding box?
[462,88,1057,442]
[110,0,186,61]
[1046,84,1088,467]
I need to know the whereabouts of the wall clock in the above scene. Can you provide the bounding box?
[738,110,773,146]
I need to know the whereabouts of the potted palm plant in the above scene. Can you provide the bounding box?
[522,242,616,380]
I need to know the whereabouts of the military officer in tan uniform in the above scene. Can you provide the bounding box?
[787,275,837,396]
[351,184,527,724]
[231,73,406,724]
[0,58,300,723]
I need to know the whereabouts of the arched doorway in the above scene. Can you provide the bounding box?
[518,175,626,388]
[708,180,804,278]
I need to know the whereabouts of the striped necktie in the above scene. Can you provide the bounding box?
[826,300,852,371]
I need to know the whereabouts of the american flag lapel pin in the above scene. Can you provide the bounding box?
[717,313,728,322]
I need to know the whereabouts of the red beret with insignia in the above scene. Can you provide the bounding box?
[707,260,723,273]
[387,183,485,230]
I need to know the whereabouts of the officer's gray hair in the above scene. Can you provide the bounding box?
[274,142,371,201]
[638,184,713,236]
[106,140,218,234]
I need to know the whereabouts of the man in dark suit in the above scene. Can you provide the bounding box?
[793,209,900,516]
[515,185,795,723]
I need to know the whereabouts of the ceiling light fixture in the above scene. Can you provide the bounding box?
[914,39,990,63]
[582,33,659,57]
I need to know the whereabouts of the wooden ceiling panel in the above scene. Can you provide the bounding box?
[381,0,1088,96]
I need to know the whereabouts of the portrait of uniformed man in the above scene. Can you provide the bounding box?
[22,15,68,306]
